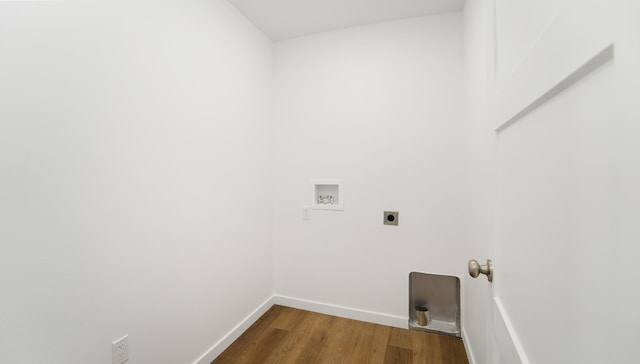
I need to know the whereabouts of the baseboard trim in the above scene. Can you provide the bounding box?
[193,294,410,363]
[461,326,477,364]
[192,295,274,364]
[273,294,407,329]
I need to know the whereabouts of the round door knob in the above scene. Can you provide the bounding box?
[468,259,493,282]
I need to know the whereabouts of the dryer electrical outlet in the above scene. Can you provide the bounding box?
[384,211,399,226]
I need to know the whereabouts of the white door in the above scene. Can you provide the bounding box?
[472,0,640,363]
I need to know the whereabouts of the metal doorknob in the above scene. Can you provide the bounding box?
[468,259,493,282]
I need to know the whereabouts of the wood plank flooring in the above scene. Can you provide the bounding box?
[212,305,469,364]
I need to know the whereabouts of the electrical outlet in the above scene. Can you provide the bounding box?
[384,211,399,226]
[112,335,129,364]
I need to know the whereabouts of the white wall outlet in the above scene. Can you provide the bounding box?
[112,335,129,364]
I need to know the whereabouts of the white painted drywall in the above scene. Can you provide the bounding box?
[272,13,468,319]
[0,1,273,363]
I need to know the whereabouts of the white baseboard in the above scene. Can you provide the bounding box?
[273,294,407,329]
[192,295,476,364]
[193,295,412,363]
[192,295,275,364]
[461,326,477,364]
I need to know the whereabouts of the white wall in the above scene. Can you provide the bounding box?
[272,13,468,320]
[0,1,273,363]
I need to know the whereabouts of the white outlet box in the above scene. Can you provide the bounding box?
[311,179,343,210]
[112,335,129,364]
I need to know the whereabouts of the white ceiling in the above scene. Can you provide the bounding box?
[228,0,465,41]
